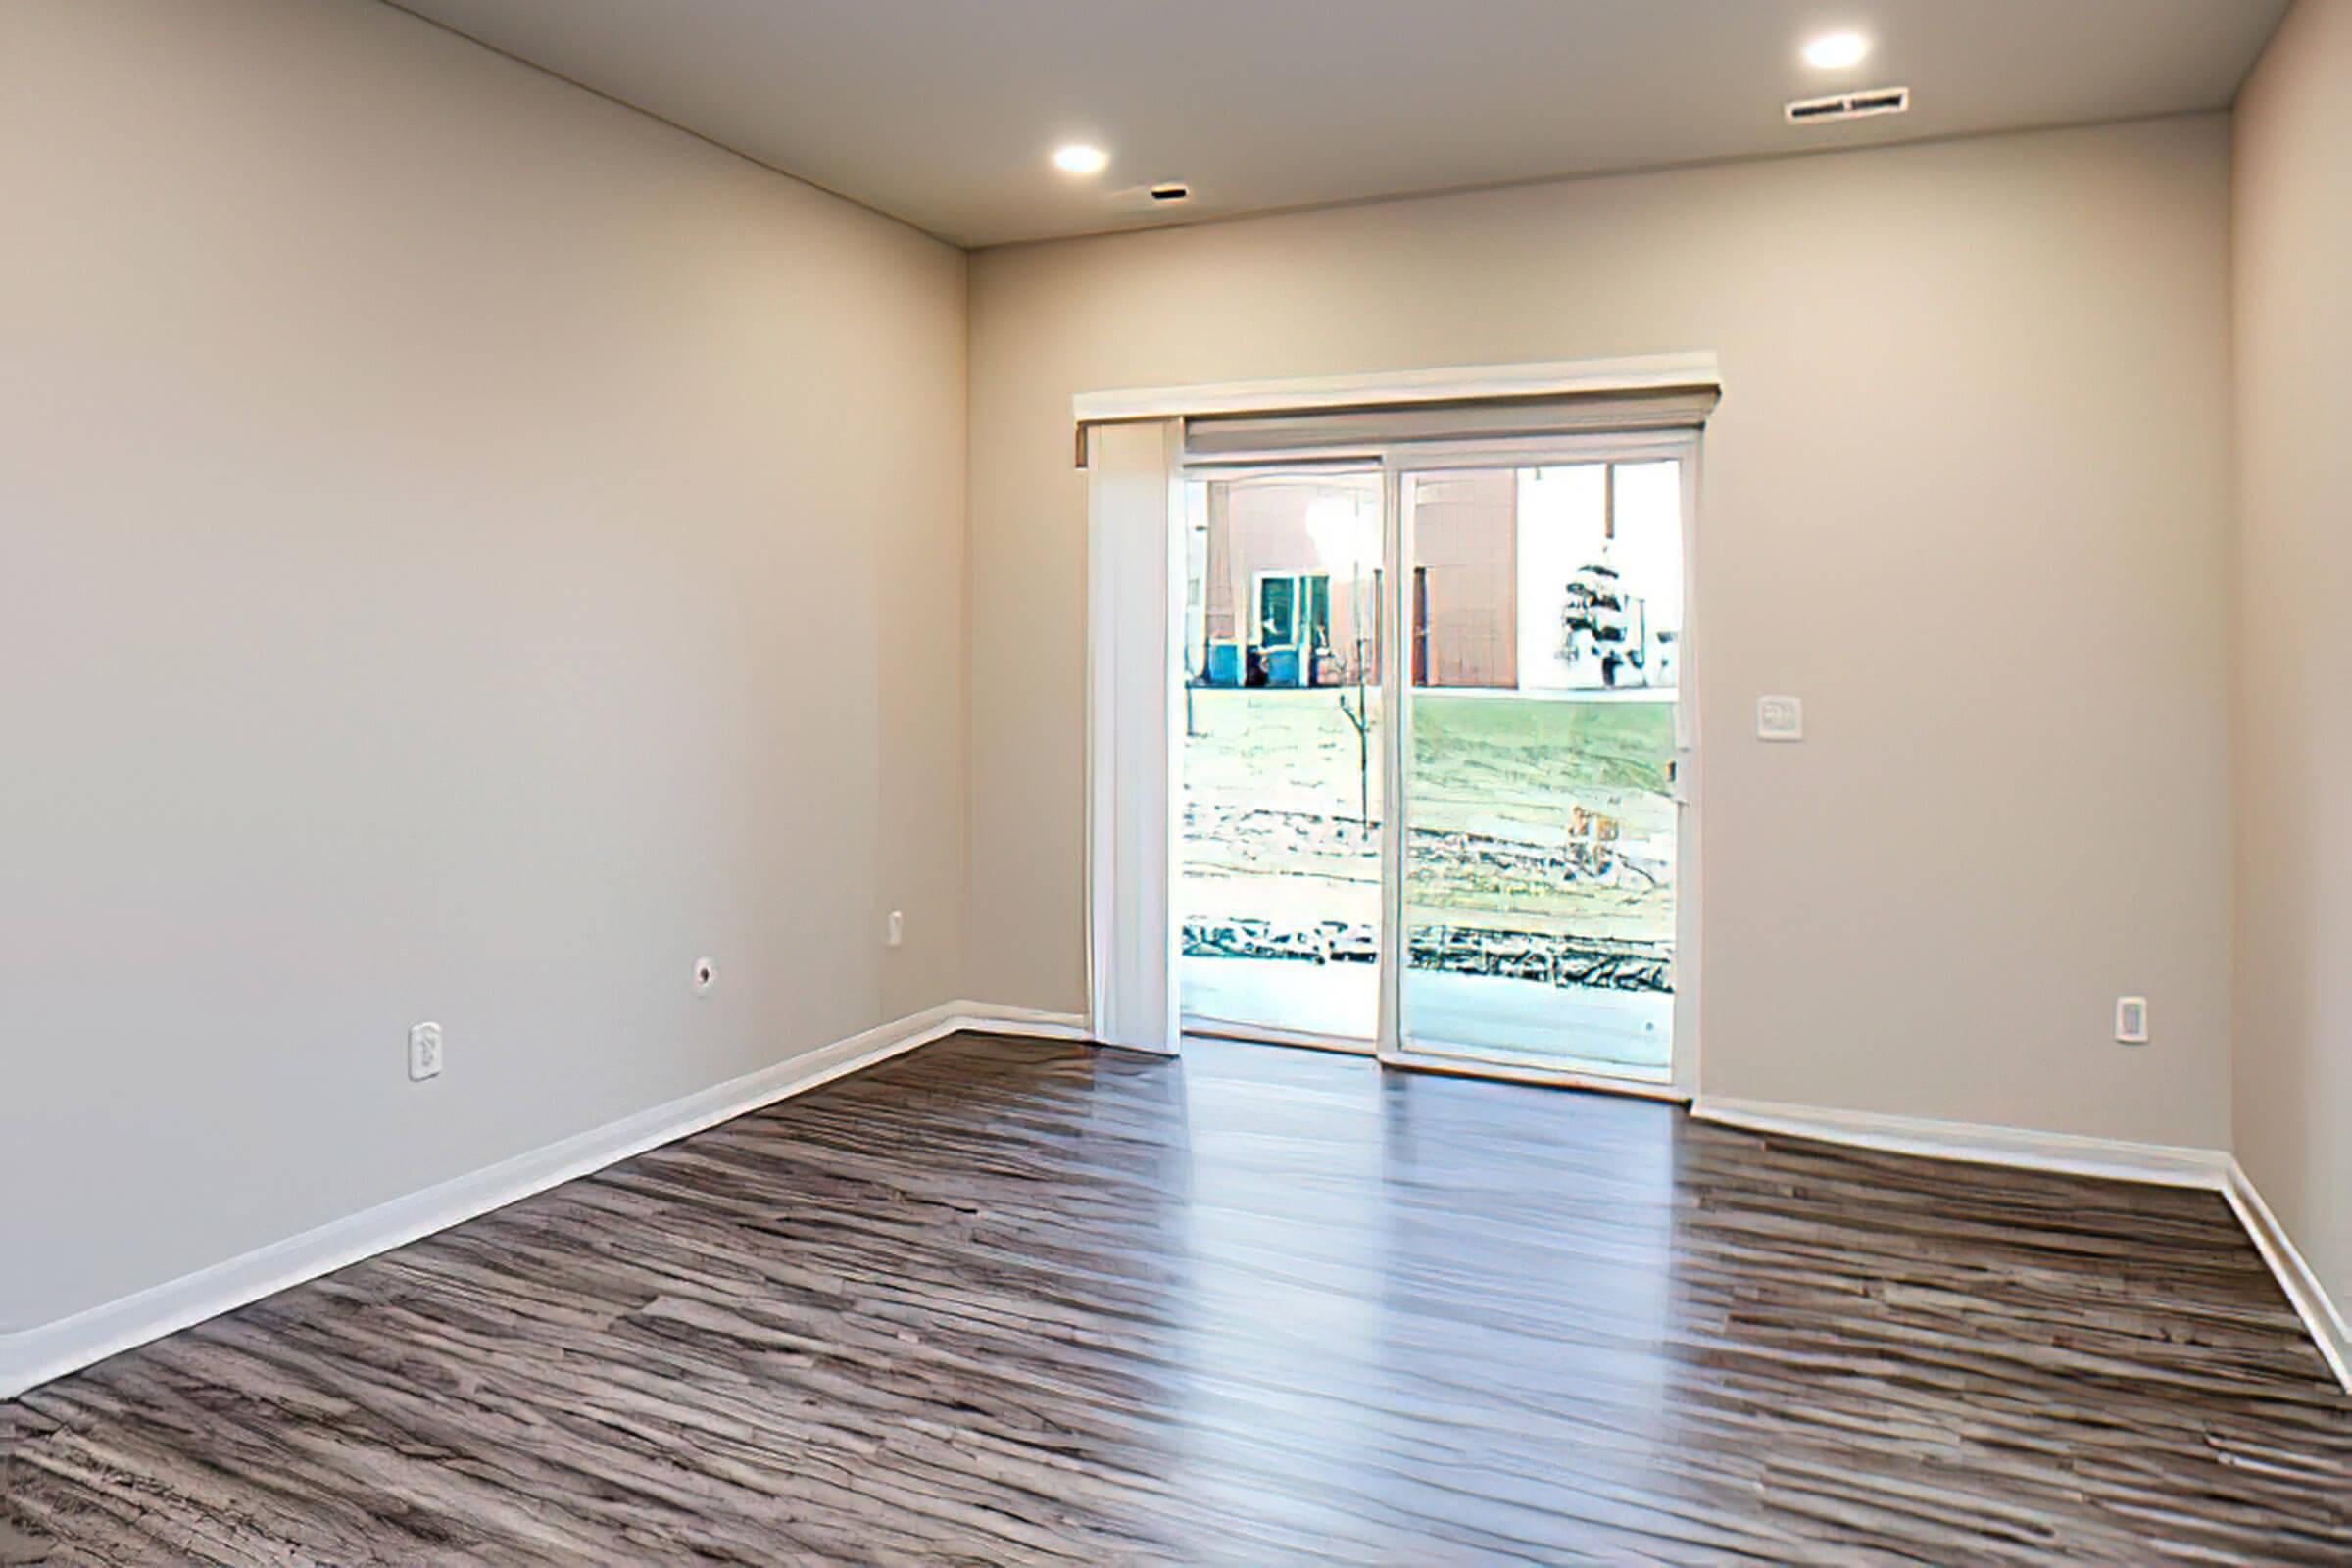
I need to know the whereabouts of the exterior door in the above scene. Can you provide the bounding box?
[1382,457,1687,1087]
[1180,475,1384,1045]
[1169,434,1698,1089]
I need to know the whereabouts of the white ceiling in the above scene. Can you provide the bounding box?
[388,0,2288,249]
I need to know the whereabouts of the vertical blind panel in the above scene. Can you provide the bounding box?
[1084,419,1181,1054]
[1175,385,1720,461]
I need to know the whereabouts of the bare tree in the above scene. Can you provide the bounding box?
[1335,569,1374,837]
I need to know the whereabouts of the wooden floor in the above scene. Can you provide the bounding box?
[5,1035,2349,1565]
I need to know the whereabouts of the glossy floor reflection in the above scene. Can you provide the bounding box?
[5,1033,2347,1564]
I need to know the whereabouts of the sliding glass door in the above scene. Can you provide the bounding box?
[1178,470,1384,1045]
[1392,459,1684,1083]
[1176,437,1694,1087]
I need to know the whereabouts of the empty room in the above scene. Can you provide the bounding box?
[5,0,2350,1561]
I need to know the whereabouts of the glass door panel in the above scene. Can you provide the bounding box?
[1397,462,1682,1077]
[1179,472,1384,1042]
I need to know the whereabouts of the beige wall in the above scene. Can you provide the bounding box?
[969,117,2236,1147]
[2232,0,2352,1325]
[0,0,966,1330]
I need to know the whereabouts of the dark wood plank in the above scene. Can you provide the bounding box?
[5,1033,2347,1564]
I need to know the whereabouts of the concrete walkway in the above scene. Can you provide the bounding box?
[1182,955,1672,1074]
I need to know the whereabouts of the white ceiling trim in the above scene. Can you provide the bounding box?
[1072,352,1723,424]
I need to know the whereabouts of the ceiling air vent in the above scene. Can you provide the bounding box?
[1785,86,1910,125]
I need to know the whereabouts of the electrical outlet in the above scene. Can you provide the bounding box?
[693,956,717,996]
[408,1021,443,1082]
[2115,996,2149,1045]
[887,910,905,948]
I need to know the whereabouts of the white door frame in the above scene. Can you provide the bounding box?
[1083,360,1712,1092]
[1374,430,1702,1100]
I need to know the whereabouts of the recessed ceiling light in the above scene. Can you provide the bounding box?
[1052,144,1109,176]
[1802,31,1871,70]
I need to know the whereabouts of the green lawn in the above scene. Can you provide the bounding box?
[1410,691,1672,798]
[1180,687,1676,950]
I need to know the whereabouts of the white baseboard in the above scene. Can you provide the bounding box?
[0,1000,1096,1401]
[946,1003,1093,1042]
[2223,1159,2352,1394]
[1693,1094,2350,1393]
[1691,1096,2233,1188]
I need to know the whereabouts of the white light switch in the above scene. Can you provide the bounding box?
[1757,695,1804,741]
